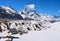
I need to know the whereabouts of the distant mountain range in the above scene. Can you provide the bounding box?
[0,4,60,23]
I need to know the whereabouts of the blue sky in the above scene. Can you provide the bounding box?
[0,0,60,16]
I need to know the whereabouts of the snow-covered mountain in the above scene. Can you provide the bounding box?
[0,6,23,21]
[0,4,60,22]
[0,4,60,34]
[19,4,60,22]
[19,4,41,20]
[0,4,60,41]
[0,6,17,14]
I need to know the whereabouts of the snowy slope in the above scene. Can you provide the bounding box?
[47,22,60,32]
[1,6,17,14]
[13,22,60,41]
[0,6,23,20]
[1,30,60,41]
[0,21,60,41]
[13,31,60,41]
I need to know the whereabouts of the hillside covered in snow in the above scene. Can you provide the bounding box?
[0,4,60,41]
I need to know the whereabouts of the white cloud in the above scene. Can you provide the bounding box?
[26,4,35,10]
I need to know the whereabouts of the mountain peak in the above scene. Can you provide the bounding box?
[0,5,17,14]
[0,5,23,20]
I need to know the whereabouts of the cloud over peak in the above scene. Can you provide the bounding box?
[26,4,35,10]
